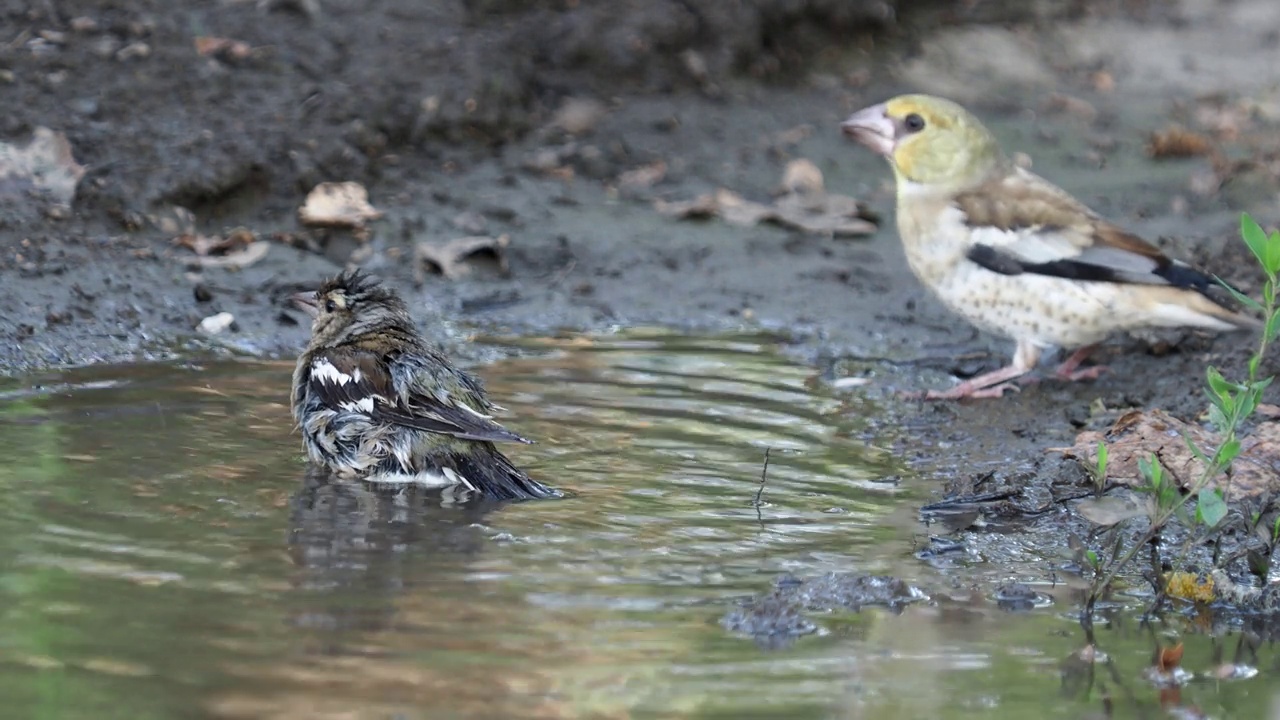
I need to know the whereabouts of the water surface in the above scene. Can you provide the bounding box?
[0,331,1274,719]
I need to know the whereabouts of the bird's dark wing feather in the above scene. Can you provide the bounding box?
[956,169,1239,304]
[386,355,532,444]
[306,349,530,443]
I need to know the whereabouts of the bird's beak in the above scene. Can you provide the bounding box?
[290,291,321,318]
[842,103,895,157]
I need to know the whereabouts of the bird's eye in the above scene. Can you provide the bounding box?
[324,299,337,313]
[903,113,926,133]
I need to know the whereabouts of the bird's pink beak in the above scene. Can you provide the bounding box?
[290,291,321,318]
[842,103,895,157]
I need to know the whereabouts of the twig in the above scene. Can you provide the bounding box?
[919,489,1017,512]
[754,447,772,508]
[548,258,577,288]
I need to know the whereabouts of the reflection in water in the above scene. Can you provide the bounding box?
[0,331,1274,719]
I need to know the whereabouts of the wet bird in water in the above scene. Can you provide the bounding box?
[842,93,1258,399]
[290,271,557,500]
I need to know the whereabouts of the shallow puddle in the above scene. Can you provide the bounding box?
[0,330,1275,719]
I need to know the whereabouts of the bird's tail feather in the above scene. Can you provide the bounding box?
[452,447,560,501]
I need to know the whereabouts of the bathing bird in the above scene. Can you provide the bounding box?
[290,270,557,500]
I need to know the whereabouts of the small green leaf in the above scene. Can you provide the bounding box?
[1215,438,1242,467]
[1184,432,1208,463]
[1267,231,1280,276]
[1272,515,1280,544]
[1242,213,1271,270]
[1215,274,1265,312]
[1198,488,1228,528]
[1085,549,1100,569]
[1268,312,1280,344]
[1247,549,1270,579]
[1175,504,1193,528]
[1095,443,1108,481]
[1206,366,1236,397]
[1138,455,1159,485]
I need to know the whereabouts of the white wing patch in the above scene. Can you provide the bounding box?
[340,397,376,414]
[455,402,493,420]
[312,358,355,386]
[311,358,378,416]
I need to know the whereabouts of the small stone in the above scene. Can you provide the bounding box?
[116,42,151,61]
[197,312,235,335]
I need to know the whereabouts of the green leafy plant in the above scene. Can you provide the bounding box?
[1080,213,1280,618]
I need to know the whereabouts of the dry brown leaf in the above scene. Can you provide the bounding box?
[771,193,876,236]
[174,227,256,256]
[1044,93,1097,123]
[414,234,510,281]
[0,127,85,206]
[550,98,607,136]
[1148,126,1214,159]
[773,124,815,148]
[616,160,666,191]
[1049,409,1280,499]
[298,181,382,228]
[779,158,824,196]
[655,184,876,238]
[181,241,269,269]
[194,36,252,61]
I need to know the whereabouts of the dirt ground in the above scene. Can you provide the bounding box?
[3,0,1280,500]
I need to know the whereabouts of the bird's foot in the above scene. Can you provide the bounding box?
[1054,364,1109,382]
[902,361,1033,400]
[900,380,1021,400]
[925,381,1021,400]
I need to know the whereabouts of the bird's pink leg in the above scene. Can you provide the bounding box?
[916,340,1041,400]
[1053,344,1107,382]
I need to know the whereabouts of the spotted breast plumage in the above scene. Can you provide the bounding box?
[290,270,557,500]
[841,93,1259,399]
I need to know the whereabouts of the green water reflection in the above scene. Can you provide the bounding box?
[0,330,1274,719]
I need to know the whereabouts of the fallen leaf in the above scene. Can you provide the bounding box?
[174,227,256,257]
[1044,93,1098,123]
[299,182,382,228]
[181,241,269,269]
[1049,409,1280,499]
[772,124,815,148]
[779,158,824,196]
[194,36,253,61]
[771,192,877,236]
[550,97,607,136]
[1076,494,1150,526]
[414,234,510,281]
[0,127,86,206]
[655,186,876,237]
[1148,126,1215,159]
[1090,70,1115,93]
[616,160,666,191]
